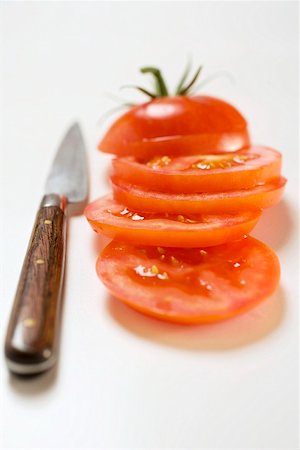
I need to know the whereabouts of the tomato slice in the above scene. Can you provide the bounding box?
[112,176,286,214]
[101,132,250,158]
[97,237,280,324]
[112,147,282,193]
[85,196,261,248]
[99,96,250,157]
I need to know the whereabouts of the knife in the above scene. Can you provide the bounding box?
[4,123,88,375]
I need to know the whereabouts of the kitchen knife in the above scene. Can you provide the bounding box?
[5,123,88,375]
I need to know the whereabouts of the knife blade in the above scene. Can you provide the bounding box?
[5,123,88,375]
[45,123,88,205]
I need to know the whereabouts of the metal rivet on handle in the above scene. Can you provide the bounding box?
[43,349,51,358]
[36,259,45,265]
[23,318,36,328]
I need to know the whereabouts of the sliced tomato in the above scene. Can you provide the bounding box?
[85,196,261,248]
[112,176,286,214]
[97,237,280,324]
[102,132,250,159]
[99,96,250,157]
[112,146,282,193]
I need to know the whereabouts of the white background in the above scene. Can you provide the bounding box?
[0,2,298,449]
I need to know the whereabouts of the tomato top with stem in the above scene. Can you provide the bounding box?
[99,65,250,156]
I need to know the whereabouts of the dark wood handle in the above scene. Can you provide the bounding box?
[5,205,66,375]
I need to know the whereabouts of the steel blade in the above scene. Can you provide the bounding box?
[45,123,88,205]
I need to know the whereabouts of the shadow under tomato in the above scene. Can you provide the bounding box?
[252,200,294,250]
[106,286,285,351]
[92,234,112,257]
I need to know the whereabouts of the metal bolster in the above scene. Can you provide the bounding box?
[40,194,67,211]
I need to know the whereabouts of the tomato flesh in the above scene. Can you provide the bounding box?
[102,132,250,158]
[112,176,286,214]
[99,96,250,157]
[112,146,281,193]
[97,237,280,324]
[85,196,261,248]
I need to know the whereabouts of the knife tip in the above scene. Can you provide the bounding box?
[70,121,81,133]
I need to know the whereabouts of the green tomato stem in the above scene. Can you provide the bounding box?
[140,67,169,97]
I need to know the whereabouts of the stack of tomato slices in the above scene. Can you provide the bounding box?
[85,91,285,324]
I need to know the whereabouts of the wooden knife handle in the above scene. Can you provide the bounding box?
[5,195,67,375]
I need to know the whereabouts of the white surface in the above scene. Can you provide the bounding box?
[0,2,298,449]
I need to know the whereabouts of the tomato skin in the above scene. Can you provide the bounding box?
[97,237,280,324]
[99,96,250,156]
[112,147,282,194]
[112,176,286,214]
[85,196,261,248]
[101,132,250,158]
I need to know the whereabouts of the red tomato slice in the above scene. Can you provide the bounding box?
[97,237,280,324]
[85,196,261,248]
[112,146,282,193]
[99,96,250,157]
[112,176,286,214]
[102,132,250,158]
